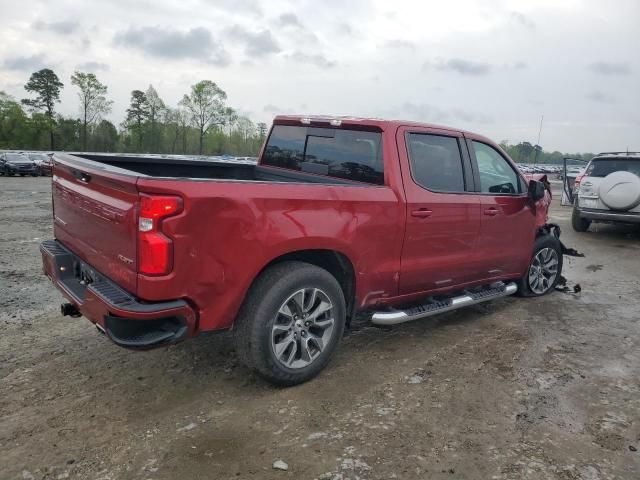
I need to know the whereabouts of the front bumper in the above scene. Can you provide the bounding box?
[8,166,37,174]
[576,207,640,224]
[40,240,197,349]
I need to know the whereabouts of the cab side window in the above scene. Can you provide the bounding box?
[407,133,466,192]
[472,141,520,194]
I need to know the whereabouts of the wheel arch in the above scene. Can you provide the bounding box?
[253,249,357,325]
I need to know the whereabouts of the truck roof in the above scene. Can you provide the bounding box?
[273,115,494,143]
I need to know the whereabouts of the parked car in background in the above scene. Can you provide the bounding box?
[0,152,38,176]
[26,152,53,176]
[38,156,53,176]
[572,152,640,231]
[41,115,559,385]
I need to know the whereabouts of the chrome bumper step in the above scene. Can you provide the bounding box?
[371,281,518,325]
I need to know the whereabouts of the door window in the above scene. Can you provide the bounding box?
[472,141,520,194]
[406,133,466,192]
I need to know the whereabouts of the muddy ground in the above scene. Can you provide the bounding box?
[1,176,639,480]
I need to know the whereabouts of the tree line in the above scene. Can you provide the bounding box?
[0,68,267,156]
[2,68,597,162]
[499,140,594,165]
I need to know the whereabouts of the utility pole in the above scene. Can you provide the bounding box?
[533,115,544,166]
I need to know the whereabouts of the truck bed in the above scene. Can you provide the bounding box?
[62,153,352,185]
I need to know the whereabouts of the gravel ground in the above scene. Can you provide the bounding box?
[1,176,639,480]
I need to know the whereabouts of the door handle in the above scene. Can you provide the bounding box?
[483,207,499,216]
[411,208,433,218]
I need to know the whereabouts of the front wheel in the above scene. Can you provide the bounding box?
[516,234,563,297]
[234,261,346,386]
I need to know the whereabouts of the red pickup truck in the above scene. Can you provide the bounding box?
[41,115,560,385]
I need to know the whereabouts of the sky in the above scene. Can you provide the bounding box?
[0,0,638,153]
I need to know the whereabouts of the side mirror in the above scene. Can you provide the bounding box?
[528,180,545,202]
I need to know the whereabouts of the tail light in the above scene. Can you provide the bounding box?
[137,194,183,275]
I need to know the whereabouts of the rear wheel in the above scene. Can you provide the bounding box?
[234,261,346,386]
[571,207,591,232]
[517,234,563,297]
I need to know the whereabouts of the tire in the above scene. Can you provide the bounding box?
[516,234,563,297]
[571,207,591,232]
[234,261,346,386]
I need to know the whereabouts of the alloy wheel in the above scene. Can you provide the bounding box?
[270,288,335,369]
[528,247,559,294]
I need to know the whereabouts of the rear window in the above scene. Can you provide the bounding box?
[586,158,640,177]
[262,125,384,185]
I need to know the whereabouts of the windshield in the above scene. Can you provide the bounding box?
[6,153,30,163]
[28,153,48,161]
[586,158,640,177]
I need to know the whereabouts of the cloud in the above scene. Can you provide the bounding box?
[510,12,535,30]
[400,102,493,125]
[286,51,336,68]
[424,58,492,75]
[33,19,80,35]
[212,0,263,18]
[587,61,631,75]
[383,39,416,50]
[273,13,319,44]
[76,61,110,72]
[263,104,295,114]
[226,25,280,57]
[2,54,48,71]
[504,61,527,71]
[276,13,303,28]
[336,23,355,37]
[586,90,616,104]
[114,26,230,66]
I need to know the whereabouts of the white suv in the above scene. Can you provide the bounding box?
[572,152,640,232]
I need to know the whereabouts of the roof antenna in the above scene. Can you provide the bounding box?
[533,114,544,166]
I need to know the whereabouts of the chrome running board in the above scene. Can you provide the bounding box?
[371,282,518,326]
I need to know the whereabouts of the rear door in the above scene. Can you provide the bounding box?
[466,137,535,277]
[397,126,482,294]
[52,154,139,293]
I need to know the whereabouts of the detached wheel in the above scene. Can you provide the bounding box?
[235,261,346,386]
[517,234,563,297]
[571,207,591,232]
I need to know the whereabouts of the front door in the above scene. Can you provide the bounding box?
[466,136,536,277]
[397,126,482,295]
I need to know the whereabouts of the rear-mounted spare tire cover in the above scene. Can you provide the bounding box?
[598,171,640,211]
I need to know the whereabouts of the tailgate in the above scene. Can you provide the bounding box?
[52,154,139,293]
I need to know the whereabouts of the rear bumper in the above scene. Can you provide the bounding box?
[576,207,640,224]
[40,239,197,349]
